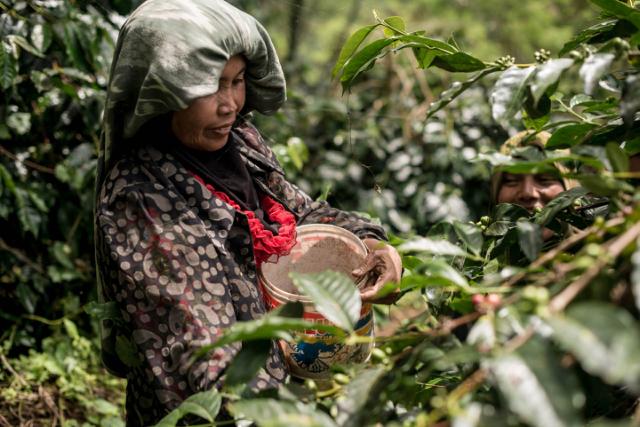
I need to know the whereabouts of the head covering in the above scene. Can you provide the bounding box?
[490,130,578,205]
[93,1,286,373]
[96,0,286,192]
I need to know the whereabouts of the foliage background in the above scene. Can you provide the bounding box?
[2,0,630,425]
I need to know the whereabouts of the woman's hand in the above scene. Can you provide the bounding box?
[352,238,403,304]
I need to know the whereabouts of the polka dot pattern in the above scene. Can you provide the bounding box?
[95,120,385,423]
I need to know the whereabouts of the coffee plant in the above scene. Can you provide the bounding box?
[0,0,128,424]
[155,0,640,426]
[1,0,638,425]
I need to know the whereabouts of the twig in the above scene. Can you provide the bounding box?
[0,413,11,427]
[0,352,28,388]
[503,216,625,289]
[0,238,45,275]
[503,326,535,353]
[65,212,83,244]
[0,144,55,175]
[447,368,487,403]
[38,386,60,424]
[549,219,640,313]
[437,312,481,336]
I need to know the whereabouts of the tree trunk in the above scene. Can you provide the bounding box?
[286,0,305,63]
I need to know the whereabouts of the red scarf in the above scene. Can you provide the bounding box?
[193,174,296,266]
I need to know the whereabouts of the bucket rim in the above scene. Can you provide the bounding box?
[259,224,368,303]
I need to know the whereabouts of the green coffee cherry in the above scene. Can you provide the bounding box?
[371,347,388,363]
[333,373,350,385]
[574,255,593,269]
[568,50,584,60]
[585,243,602,257]
[523,286,549,304]
[612,37,630,51]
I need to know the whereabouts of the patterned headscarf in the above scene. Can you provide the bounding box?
[95,0,286,193]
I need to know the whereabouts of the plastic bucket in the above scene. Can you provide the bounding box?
[259,224,374,380]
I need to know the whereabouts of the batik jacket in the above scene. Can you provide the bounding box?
[95,121,386,425]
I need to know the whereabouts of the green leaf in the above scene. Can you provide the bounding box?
[394,34,457,54]
[431,51,486,72]
[398,236,469,257]
[632,240,640,313]
[286,137,309,171]
[412,47,437,68]
[51,241,74,269]
[490,66,536,123]
[290,270,361,331]
[47,265,82,283]
[452,220,484,256]
[493,203,531,221]
[589,0,640,30]
[91,399,120,416]
[115,335,142,368]
[230,398,337,427]
[6,112,31,135]
[28,190,48,213]
[400,259,470,292]
[621,73,640,127]
[7,34,44,58]
[382,16,405,37]
[336,366,387,427]
[579,52,615,96]
[401,255,423,271]
[84,301,122,322]
[224,339,271,387]
[16,282,38,314]
[62,318,80,341]
[0,163,16,196]
[588,121,640,147]
[548,302,640,393]
[30,23,53,53]
[530,59,574,106]
[605,141,629,172]
[0,41,18,90]
[155,389,221,427]
[516,220,542,262]
[534,187,589,227]
[426,67,500,118]
[569,94,592,108]
[574,173,634,196]
[486,337,583,427]
[523,90,551,127]
[484,220,513,237]
[340,38,395,90]
[559,19,618,56]
[197,303,340,357]
[332,25,378,78]
[546,123,598,149]
[15,187,42,237]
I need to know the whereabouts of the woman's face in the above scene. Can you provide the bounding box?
[497,173,564,211]
[171,55,246,151]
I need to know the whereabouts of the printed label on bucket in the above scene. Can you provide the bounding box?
[280,311,374,379]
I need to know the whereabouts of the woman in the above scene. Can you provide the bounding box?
[93,0,402,424]
[491,131,576,209]
[490,130,577,240]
